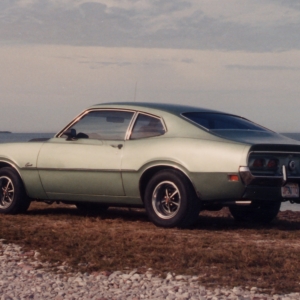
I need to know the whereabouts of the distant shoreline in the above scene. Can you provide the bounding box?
[0,131,11,134]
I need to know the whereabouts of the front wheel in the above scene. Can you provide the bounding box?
[229,201,281,224]
[0,167,30,214]
[144,170,201,228]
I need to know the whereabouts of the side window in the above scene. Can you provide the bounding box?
[61,110,134,140]
[130,114,165,140]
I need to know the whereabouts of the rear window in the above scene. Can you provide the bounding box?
[182,112,268,131]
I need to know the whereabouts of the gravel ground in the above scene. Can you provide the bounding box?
[0,240,299,300]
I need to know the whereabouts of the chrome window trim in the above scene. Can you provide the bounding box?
[125,112,139,140]
[127,112,167,140]
[56,108,137,140]
[56,108,167,141]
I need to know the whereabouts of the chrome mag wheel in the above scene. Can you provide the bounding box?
[145,169,201,228]
[152,181,181,219]
[0,167,30,214]
[0,176,15,209]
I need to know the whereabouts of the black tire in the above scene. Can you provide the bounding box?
[229,201,281,224]
[144,170,201,228]
[0,167,30,214]
[76,202,109,213]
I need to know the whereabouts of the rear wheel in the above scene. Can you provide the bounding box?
[144,170,201,228]
[229,201,281,224]
[0,167,30,214]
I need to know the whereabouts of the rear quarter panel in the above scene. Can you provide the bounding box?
[122,137,250,200]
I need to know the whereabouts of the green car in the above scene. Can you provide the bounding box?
[1,102,300,227]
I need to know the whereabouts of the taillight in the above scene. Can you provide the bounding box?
[267,159,279,169]
[250,157,279,171]
[252,158,265,168]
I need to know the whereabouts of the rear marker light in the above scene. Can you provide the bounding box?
[229,175,239,181]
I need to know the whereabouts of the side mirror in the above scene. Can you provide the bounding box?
[64,128,77,140]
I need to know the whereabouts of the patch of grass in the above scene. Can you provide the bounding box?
[1,202,300,293]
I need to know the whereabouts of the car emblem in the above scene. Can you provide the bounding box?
[289,160,296,170]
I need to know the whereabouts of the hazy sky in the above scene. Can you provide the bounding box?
[1,0,300,132]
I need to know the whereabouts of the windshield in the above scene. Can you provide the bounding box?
[182,112,268,132]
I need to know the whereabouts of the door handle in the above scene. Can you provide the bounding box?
[111,144,123,149]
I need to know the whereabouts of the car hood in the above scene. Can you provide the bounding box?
[210,130,300,145]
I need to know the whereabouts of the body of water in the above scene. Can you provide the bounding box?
[1,132,300,211]
[0,132,55,143]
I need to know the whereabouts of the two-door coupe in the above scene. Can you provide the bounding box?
[1,102,300,227]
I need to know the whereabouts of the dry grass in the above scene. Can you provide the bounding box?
[1,202,300,293]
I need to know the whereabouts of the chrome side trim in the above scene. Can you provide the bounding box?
[30,167,136,173]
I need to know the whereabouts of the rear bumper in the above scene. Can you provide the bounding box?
[239,166,300,202]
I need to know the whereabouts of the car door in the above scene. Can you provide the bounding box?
[37,109,134,200]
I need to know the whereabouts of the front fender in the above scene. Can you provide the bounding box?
[0,143,48,199]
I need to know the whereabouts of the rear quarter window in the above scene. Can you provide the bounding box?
[130,114,165,139]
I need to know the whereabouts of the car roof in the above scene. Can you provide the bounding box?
[90,102,223,116]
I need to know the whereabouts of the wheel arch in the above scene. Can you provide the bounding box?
[0,160,26,190]
[0,161,21,176]
[139,164,198,202]
[0,159,46,200]
[0,161,31,213]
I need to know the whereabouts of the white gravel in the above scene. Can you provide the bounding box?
[0,239,299,300]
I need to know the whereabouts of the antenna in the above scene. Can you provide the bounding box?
[134,81,137,102]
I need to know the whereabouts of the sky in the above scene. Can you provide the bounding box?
[1,0,300,132]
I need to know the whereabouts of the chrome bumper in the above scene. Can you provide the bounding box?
[239,166,300,201]
[239,166,300,187]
